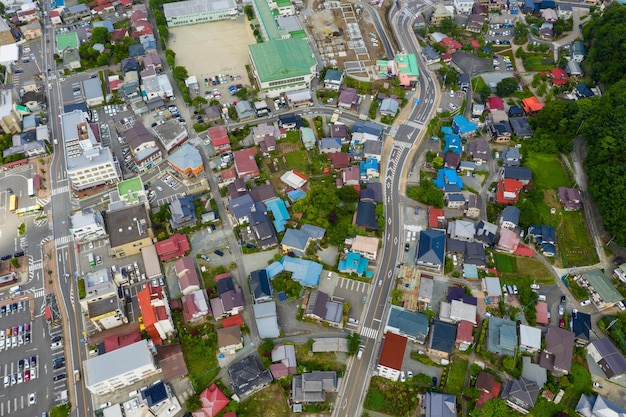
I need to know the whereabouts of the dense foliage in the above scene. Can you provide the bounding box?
[583,4,626,85]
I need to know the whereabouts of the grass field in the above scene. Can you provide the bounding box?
[524,153,572,190]
[295,343,344,373]
[522,54,555,71]
[557,210,599,267]
[495,253,515,273]
[284,151,309,171]
[445,359,468,395]
[237,384,291,417]
[364,376,419,416]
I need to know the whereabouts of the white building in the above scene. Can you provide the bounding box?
[61,110,120,191]
[83,340,160,395]
[163,0,237,27]
[70,208,107,242]
[453,0,474,14]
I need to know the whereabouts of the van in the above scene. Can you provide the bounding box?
[51,341,63,349]
[9,285,20,295]
[214,249,224,257]
[378,279,383,287]
[538,294,546,301]
[357,347,364,360]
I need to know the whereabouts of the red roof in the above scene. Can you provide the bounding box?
[439,37,462,51]
[111,28,128,41]
[456,320,474,344]
[175,257,200,293]
[486,96,504,111]
[496,179,523,204]
[120,0,132,6]
[536,301,549,325]
[470,39,481,49]
[429,206,445,228]
[378,333,408,371]
[103,331,142,353]
[193,384,229,417]
[328,152,351,169]
[233,147,259,178]
[550,68,568,85]
[109,79,122,91]
[50,10,60,17]
[522,97,544,113]
[513,243,535,257]
[441,53,452,63]
[214,272,231,282]
[155,234,190,261]
[208,126,230,147]
[222,315,244,328]
[220,167,237,181]
[137,284,167,345]
[477,380,501,406]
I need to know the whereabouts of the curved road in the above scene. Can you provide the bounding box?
[333,1,440,416]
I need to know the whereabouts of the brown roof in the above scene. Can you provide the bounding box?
[217,326,242,349]
[540,325,574,373]
[379,333,408,371]
[476,371,495,392]
[156,344,189,381]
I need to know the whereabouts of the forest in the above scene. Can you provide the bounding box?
[527,4,626,246]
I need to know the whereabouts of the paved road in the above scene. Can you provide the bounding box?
[333,1,441,416]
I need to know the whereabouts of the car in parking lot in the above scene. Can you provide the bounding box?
[580,299,591,306]
[200,255,210,262]
[404,243,410,252]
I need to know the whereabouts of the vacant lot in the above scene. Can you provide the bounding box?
[237,383,291,417]
[169,17,255,86]
[524,153,572,190]
[445,358,468,395]
[495,252,515,273]
[522,54,554,71]
[557,210,599,267]
[496,253,555,283]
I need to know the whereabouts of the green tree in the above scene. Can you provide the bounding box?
[407,179,444,208]
[347,332,361,356]
[477,83,492,102]
[191,96,208,110]
[172,66,189,81]
[412,373,433,388]
[495,77,519,97]
[336,186,359,203]
[235,87,250,100]
[96,52,110,67]
[470,398,517,417]
[91,26,110,45]
[185,395,202,411]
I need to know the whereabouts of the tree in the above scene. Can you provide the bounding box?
[470,398,517,417]
[91,27,110,45]
[172,66,189,81]
[191,96,208,110]
[347,332,361,356]
[235,87,250,100]
[96,52,110,67]
[477,83,492,102]
[292,185,340,228]
[336,186,359,203]
[185,395,202,412]
[495,77,519,97]
[407,180,444,208]
[412,373,433,388]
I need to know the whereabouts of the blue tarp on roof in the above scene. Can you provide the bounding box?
[287,189,306,202]
[441,126,453,135]
[265,198,290,233]
[433,168,464,189]
[444,134,462,155]
[452,115,477,135]
[280,256,322,287]
[266,261,285,278]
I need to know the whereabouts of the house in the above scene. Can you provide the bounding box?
[174,257,200,296]
[502,377,539,414]
[586,338,626,380]
[458,73,471,91]
[279,113,303,130]
[169,143,203,177]
[488,118,512,143]
[250,270,272,303]
[281,228,311,257]
[496,229,520,253]
[421,45,441,64]
[217,326,243,355]
[519,325,542,353]
[324,69,344,90]
[207,125,231,152]
[351,235,380,260]
[496,178,523,205]
[235,101,256,121]
[443,133,462,154]
[521,357,547,388]
[503,166,532,186]
[182,290,210,323]
[570,40,586,62]
[280,169,308,189]
[415,229,446,271]
[428,320,457,358]
[486,96,505,111]
[446,191,465,208]
[233,148,259,179]
[528,225,556,257]
[107,205,154,259]
[452,115,477,138]
[300,127,316,150]
[227,355,273,397]
[535,302,550,325]
[354,201,379,231]
[418,275,434,305]
[558,3,573,18]
[155,233,190,262]
[214,275,244,316]
[475,221,498,247]
[500,206,521,230]
[253,301,280,338]
[571,311,591,346]
[549,67,569,86]
[380,98,399,116]
[558,187,582,211]
[204,105,222,123]
[169,195,198,230]
[510,117,534,139]
[522,97,544,114]
[440,299,477,325]
[338,252,370,276]
[337,87,360,110]
[384,305,430,343]
[429,206,445,228]
[431,4,454,25]
[156,344,189,382]
[465,194,481,219]
[476,371,501,406]
[467,139,489,164]
[193,384,229,417]
[304,290,343,326]
[319,137,342,154]
[465,242,486,267]
[565,60,583,77]
[540,325,574,376]
[508,106,525,118]
[466,14,485,32]
[456,320,474,351]
[424,393,457,417]
[137,284,175,345]
[292,371,338,404]
[270,344,297,378]
[439,36,462,53]
[329,124,350,143]
[363,140,383,161]
[352,121,384,138]
[377,333,408,381]
[487,317,517,356]
[576,395,626,417]
[448,220,475,242]
[502,147,521,167]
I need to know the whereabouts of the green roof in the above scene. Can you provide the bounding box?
[275,0,291,7]
[290,30,307,39]
[57,33,79,52]
[396,53,419,77]
[253,0,282,41]
[249,38,316,83]
[582,269,623,303]
[117,177,144,203]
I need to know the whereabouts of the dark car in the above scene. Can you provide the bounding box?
[214,249,224,257]
[0,254,12,261]
[404,243,410,252]
[14,251,24,258]
[53,362,65,370]
[52,374,66,381]
[560,295,566,304]
[6,188,13,194]
[31,356,36,366]
[18,360,24,370]
[51,335,62,343]
[432,376,438,387]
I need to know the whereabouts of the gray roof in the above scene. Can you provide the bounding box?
[504,166,532,181]
[84,340,154,387]
[522,356,547,387]
[235,101,256,119]
[106,204,151,248]
[363,140,383,156]
[540,325,574,373]
[502,377,539,410]
[576,394,626,417]
[163,0,236,18]
[500,206,521,225]
[282,228,310,252]
[483,277,502,296]
[509,117,533,138]
[386,305,430,343]
[424,392,457,417]
[300,224,326,240]
[229,193,254,220]
[429,320,456,354]
[487,317,517,356]
[253,301,280,338]
[589,338,626,379]
[416,229,446,267]
[292,371,338,403]
[228,354,273,397]
[169,143,202,171]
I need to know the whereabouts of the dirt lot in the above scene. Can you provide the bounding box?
[168,17,255,92]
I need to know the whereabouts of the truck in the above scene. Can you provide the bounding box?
[87,253,95,267]
[74,369,80,381]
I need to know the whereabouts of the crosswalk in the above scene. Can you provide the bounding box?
[393,140,413,149]
[54,235,72,246]
[31,288,44,298]
[28,260,42,272]
[405,120,424,130]
[35,197,49,207]
[360,326,379,340]
[52,185,69,196]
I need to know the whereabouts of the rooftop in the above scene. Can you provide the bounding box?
[249,38,316,83]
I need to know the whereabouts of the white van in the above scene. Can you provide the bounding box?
[357,347,364,360]
[9,285,20,295]
[538,294,547,301]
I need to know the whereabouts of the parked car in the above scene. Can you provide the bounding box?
[580,299,591,306]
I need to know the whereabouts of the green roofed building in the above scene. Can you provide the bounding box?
[117,177,145,205]
[57,32,79,53]
[396,52,419,87]
[249,38,317,98]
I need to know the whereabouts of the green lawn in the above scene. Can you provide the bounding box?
[364,376,419,417]
[284,151,309,171]
[284,130,300,144]
[530,363,592,416]
[514,257,554,283]
[174,313,219,391]
[295,343,344,373]
[522,54,555,71]
[364,389,385,411]
[445,359,468,395]
[524,153,572,190]
[495,253,515,273]
[557,210,599,267]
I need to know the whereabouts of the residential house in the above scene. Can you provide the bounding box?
[281,228,311,257]
[549,67,569,86]
[448,220,475,242]
[521,357,547,388]
[300,127,316,149]
[502,377,539,414]
[522,97,544,114]
[155,233,190,262]
[540,325,574,376]
[270,344,297,378]
[571,311,591,346]
[363,140,383,161]
[338,252,370,276]
[499,206,521,230]
[250,270,272,303]
[182,290,210,323]
[418,275,434,306]
[351,235,380,260]
[528,225,556,257]
[193,384,229,417]
[235,101,256,121]
[380,98,399,116]
[510,117,534,139]
[466,14,485,32]
[227,355,273,397]
[502,166,532,186]
[452,115,477,138]
[204,105,222,123]
[431,4,453,25]
[586,338,626,380]
[354,201,379,231]
[475,220,498,247]
[137,284,175,345]
[292,371,338,404]
[217,326,243,355]
[486,96,505,112]
[467,139,489,164]
[207,125,231,152]
[464,194,481,219]
[214,275,244,317]
[324,69,344,90]
[476,371,501,406]
[384,305,430,343]
[319,137,342,154]
[416,229,445,271]
[329,124,349,144]
[337,87,360,110]
[565,60,583,77]
[421,46,441,64]
[502,147,521,166]
[428,320,457,358]
[174,257,200,296]
[168,143,203,177]
[278,113,303,130]
[570,41,586,62]
[465,242,487,267]
[519,325,542,353]
[280,169,308,189]
[377,332,408,381]
[496,229,521,253]
[253,301,280,338]
[576,395,626,417]
[424,393,457,417]
[440,299,477,325]
[169,195,198,230]
[488,117,512,143]
[458,73,471,91]
[233,148,259,179]
[558,187,582,211]
[456,320,474,351]
[428,206,445,228]
[303,290,343,327]
[487,317,517,356]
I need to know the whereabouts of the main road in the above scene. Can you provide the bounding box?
[41,2,92,416]
[333,1,441,416]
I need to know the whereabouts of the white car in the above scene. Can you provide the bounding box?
[400,371,406,382]
[580,299,591,306]
[617,301,625,311]
[29,393,35,405]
